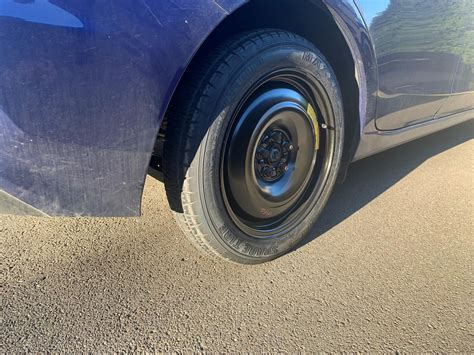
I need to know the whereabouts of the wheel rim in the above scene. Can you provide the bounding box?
[221,70,335,239]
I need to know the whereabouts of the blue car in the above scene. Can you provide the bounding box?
[1,0,473,263]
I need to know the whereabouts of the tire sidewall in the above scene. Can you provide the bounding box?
[191,40,344,263]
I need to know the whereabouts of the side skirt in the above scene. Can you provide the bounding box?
[354,109,474,161]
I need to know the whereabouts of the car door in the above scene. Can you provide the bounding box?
[356,0,465,130]
[436,2,474,118]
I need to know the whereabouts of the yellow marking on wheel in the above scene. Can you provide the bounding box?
[307,103,320,151]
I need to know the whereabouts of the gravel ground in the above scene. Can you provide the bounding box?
[1,121,473,352]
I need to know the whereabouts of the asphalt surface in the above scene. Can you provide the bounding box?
[1,121,473,352]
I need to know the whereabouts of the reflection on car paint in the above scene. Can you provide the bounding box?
[356,0,473,130]
[0,0,83,28]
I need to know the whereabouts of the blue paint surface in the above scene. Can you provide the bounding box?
[356,0,474,130]
[0,0,233,216]
[0,0,84,28]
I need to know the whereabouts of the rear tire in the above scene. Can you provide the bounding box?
[164,29,344,264]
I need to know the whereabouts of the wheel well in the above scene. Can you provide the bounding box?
[151,0,359,181]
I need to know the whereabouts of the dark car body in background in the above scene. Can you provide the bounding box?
[0,0,473,217]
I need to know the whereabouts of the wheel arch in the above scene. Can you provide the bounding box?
[153,0,376,181]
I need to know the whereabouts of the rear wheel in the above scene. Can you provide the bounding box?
[164,29,344,264]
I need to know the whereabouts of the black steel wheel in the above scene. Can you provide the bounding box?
[164,29,344,264]
[223,74,333,238]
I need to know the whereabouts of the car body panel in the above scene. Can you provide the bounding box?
[0,0,472,216]
[0,0,236,216]
[436,3,474,118]
[356,0,474,130]
[355,0,474,130]
[353,0,474,159]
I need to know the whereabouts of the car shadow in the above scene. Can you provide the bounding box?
[299,119,473,247]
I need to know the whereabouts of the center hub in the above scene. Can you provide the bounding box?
[270,148,281,162]
[255,128,292,182]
